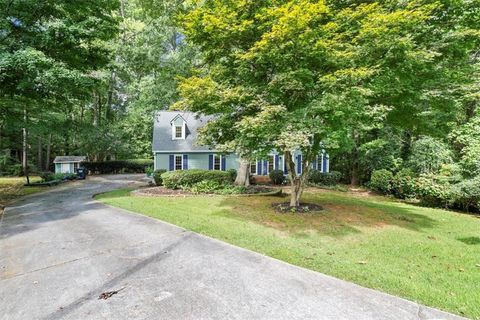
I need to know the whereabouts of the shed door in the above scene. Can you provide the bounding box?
[62,163,70,173]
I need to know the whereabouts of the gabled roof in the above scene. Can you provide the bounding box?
[53,156,86,163]
[152,111,214,152]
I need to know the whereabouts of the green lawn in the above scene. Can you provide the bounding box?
[96,188,480,319]
[0,176,43,210]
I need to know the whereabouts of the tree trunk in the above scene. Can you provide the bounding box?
[22,107,29,184]
[234,158,250,187]
[37,135,42,171]
[285,151,302,207]
[350,129,360,186]
[45,133,51,171]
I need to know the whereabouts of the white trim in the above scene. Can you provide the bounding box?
[171,121,186,140]
[320,154,324,173]
[174,154,183,171]
[267,154,275,174]
[212,154,222,171]
[250,161,258,175]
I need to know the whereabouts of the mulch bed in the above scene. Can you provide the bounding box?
[133,187,194,197]
[272,202,323,213]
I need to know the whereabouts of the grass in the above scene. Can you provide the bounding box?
[0,176,43,211]
[96,188,480,319]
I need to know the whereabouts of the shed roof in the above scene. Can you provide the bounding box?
[152,111,214,152]
[53,156,86,163]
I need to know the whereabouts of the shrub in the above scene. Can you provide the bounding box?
[370,169,394,194]
[161,169,232,189]
[415,175,452,208]
[408,137,453,174]
[40,171,55,182]
[269,169,285,185]
[227,169,237,182]
[153,169,167,186]
[450,177,480,212]
[391,168,416,199]
[190,180,222,193]
[309,170,342,186]
[64,173,77,180]
[82,159,154,174]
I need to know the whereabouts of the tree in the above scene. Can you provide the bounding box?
[177,0,478,206]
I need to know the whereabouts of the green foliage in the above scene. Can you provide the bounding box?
[226,169,237,183]
[391,169,417,199]
[415,175,452,208]
[450,177,480,212]
[82,160,153,174]
[153,169,167,186]
[309,170,342,186]
[408,137,453,174]
[370,170,394,194]
[161,169,232,189]
[269,169,286,185]
[189,180,222,193]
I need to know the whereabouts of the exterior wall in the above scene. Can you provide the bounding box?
[54,163,74,173]
[153,151,328,174]
[154,152,240,171]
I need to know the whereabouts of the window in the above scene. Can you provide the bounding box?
[267,155,275,173]
[250,162,257,175]
[73,162,79,172]
[175,155,183,170]
[213,155,221,170]
[175,126,183,138]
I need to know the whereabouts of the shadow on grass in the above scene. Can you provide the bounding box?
[457,236,480,245]
[218,191,437,237]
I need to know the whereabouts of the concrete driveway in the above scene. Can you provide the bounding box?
[0,175,463,320]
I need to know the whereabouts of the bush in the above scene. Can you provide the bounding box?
[161,169,232,189]
[408,137,453,174]
[190,180,222,193]
[391,168,416,199]
[269,169,285,185]
[450,177,480,212]
[40,171,55,182]
[82,159,154,174]
[415,175,452,208]
[227,169,237,182]
[309,170,342,186]
[153,169,167,186]
[370,169,394,194]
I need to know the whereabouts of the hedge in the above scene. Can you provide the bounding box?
[82,159,153,174]
[308,170,342,186]
[161,169,232,189]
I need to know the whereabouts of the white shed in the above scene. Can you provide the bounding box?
[53,156,86,174]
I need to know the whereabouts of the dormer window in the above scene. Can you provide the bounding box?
[171,114,186,140]
[175,125,183,138]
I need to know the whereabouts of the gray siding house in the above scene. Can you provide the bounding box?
[152,111,329,176]
[54,156,86,174]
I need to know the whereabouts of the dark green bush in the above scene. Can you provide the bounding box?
[450,177,480,212]
[269,169,285,185]
[82,159,153,174]
[161,169,232,189]
[227,169,237,182]
[153,169,167,186]
[391,168,416,199]
[370,169,394,194]
[308,170,342,186]
[40,171,55,182]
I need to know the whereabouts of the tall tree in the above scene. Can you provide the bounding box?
[177,0,479,206]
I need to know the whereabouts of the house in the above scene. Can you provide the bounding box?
[53,156,86,174]
[152,111,329,176]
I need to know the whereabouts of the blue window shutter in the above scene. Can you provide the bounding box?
[297,154,302,174]
[322,154,328,173]
[283,157,288,174]
[183,154,188,170]
[263,160,268,176]
[312,156,317,170]
[208,154,213,170]
[257,160,262,175]
[274,155,279,170]
[221,155,226,171]
[169,155,174,171]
